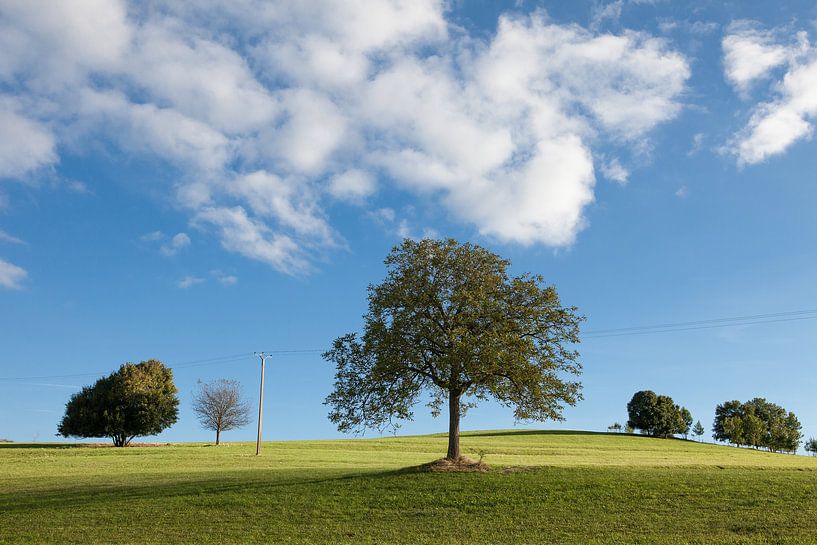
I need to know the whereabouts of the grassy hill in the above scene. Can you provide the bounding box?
[2,430,817,544]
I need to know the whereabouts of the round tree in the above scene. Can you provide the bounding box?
[58,360,179,446]
[324,238,583,462]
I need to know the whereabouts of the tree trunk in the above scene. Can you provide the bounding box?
[446,391,461,460]
[216,428,221,446]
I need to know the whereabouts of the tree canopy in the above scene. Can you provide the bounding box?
[324,238,584,461]
[58,360,179,447]
[626,390,692,438]
[713,398,802,453]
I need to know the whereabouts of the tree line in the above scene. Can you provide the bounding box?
[621,390,805,454]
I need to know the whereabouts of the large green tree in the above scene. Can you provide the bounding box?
[626,390,691,438]
[324,239,583,461]
[58,360,179,446]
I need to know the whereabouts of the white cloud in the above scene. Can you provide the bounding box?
[0,258,27,289]
[0,2,689,269]
[0,100,57,179]
[675,185,688,198]
[0,230,25,245]
[177,275,204,289]
[329,169,376,203]
[722,22,795,93]
[127,20,278,134]
[724,21,817,165]
[600,158,629,185]
[193,206,310,274]
[590,1,623,31]
[160,233,191,256]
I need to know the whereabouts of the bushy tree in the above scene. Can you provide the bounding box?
[713,398,802,453]
[626,390,690,438]
[58,360,179,447]
[805,438,817,456]
[608,422,623,433]
[324,238,583,461]
[192,379,252,445]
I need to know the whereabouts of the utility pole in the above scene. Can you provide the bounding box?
[255,352,269,456]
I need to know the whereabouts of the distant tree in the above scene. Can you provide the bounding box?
[625,424,635,434]
[324,238,584,461]
[607,422,623,433]
[742,413,765,449]
[626,390,691,438]
[679,407,693,439]
[192,379,252,445]
[713,398,802,453]
[692,421,705,441]
[805,438,817,456]
[712,400,743,442]
[58,360,179,447]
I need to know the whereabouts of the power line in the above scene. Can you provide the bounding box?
[0,349,326,383]
[584,310,817,338]
[2,308,816,382]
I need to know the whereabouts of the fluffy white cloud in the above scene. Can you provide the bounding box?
[0,1,689,271]
[329,169,377,203]
[722,22,799,93]
[193,206,310,274]
[0,258,27,289]
[0,101,57,179]
[724,21,817,165]
[601,158,630,185]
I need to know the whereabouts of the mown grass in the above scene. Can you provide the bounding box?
[2,430,817,544]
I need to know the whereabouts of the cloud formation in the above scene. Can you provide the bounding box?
[0,258,26,289]
[0,1,689,271]
[723,21,817,165]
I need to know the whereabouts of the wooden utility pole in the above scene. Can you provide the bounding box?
[255,352,269,456]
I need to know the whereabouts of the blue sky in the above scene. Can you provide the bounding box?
[1,0,817,446]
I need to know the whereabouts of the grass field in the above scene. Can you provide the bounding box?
[2,430,817,544]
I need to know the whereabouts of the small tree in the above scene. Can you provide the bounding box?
[192,379,252,445]
[692,420,705,441]
[805,438,817,456]
[607,422,622,433]
[58,360,178,447]
[324,238,583,461]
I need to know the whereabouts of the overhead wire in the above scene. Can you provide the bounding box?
[2,308,815,382]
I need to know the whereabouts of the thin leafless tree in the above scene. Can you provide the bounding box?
[192,379,252,445]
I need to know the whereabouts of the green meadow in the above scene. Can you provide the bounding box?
[2,430,817,544]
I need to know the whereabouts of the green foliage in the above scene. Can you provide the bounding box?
[805,438,817,456]
[57,360,179,446]
[325,238,583,459]
[712,398,802,453]
[607,422,622,433]
[626,390,691,438]
[692,420,705,440]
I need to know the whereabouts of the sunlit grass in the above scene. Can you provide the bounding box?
[2,430,816,544]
